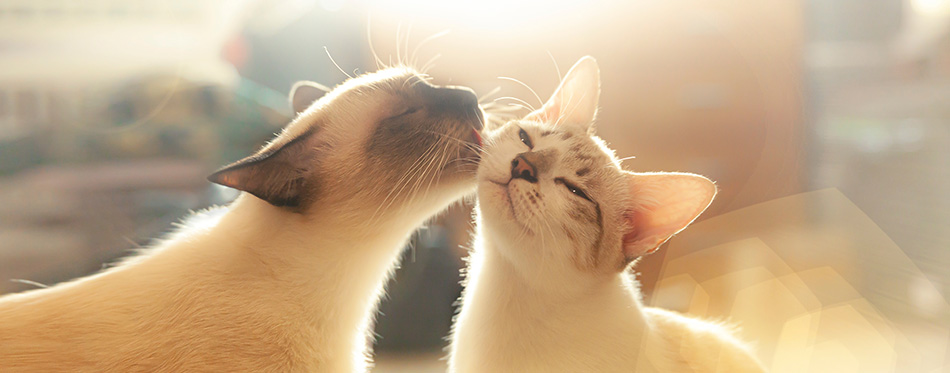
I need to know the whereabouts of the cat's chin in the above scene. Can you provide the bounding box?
[441,129,483,176]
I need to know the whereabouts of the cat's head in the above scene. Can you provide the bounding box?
[477,57,715,282]
[209,67,483,222]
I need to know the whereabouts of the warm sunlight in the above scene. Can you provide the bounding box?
[365,0,590,29]
[0,1,947,372]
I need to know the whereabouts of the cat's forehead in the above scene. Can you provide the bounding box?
[517,120,618,168]
[277,68,423,143]
[336,67,421,96]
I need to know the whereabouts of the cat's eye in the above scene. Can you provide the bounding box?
[518,128,533,148]
[556,178,592,202]
[395,107,420,117]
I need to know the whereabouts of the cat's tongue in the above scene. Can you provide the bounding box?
[472,129,483,148]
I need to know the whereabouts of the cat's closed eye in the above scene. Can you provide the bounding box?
[394,107,421,117]
[555,178,592,202]
[518,128,533,148]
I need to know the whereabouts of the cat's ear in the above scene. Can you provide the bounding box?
[523,56,601,133]
[290,81,330,114]
[621,172,716,260]
[207,128,320,209]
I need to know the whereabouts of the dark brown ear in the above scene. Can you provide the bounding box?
[290,81,330,114]
[208,129,319,208]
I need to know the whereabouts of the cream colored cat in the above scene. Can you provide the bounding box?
[449,57,766,372]
[0,67,484,372]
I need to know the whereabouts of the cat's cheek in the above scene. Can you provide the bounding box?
[478,183,512,219]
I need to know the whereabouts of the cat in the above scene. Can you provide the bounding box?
[0,66,484,372]
[449,57,766,372]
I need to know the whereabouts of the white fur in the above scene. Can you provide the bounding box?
[449,57,765,372]
[451,225,765,372]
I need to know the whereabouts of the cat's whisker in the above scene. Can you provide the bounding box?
[431,141,453,192]
[500,102,534,113]
[448,156,480,164]
[455,138,462,171]
[414,127,481,170]
[324,46,353,79]
[611,155,637,167]
[447,152,481,162]
[478,86,502,104]
[403,22,414,68]
[554,90,589,129]
[479,107,521,127]
[406,139,444,203]
[411,29,450,69]
[420,129,474,143]
[470,106,484,131]
[396,143,439,194]
[419,132,483,157]
[395,22,403,67]
[421,53,442,75]
[448,160,481,169]
[370,141,440,224]
[410,77,428,89]
[392,152,436,218]
[498,76,543,107]
[481,103,522,113]
[398,156,435,214]
[366,15,386,70]
[546,50,562,81]
[407,140,450,212]
[494,97,536,111]
[10,279,48,289]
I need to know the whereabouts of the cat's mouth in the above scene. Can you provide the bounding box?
[483,178,529,229]
[471,129,483,148]
[487,178,509,188]
[498,180,535,234]
[457,129,483,164]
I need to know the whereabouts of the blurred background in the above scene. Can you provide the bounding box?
[0,0,948,371]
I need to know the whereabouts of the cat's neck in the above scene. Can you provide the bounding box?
[476,235,647,322]
[202,194,426,305]
[452,234,652,371]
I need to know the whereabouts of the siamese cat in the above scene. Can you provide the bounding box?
[449,57,765,372]
[0,67,484,372]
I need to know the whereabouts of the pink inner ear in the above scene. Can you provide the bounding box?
[621,172,717,259]
[523,101,559,123]
[622,209,665,255]
[520,56,600,128]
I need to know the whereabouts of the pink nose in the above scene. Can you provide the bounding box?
[511,155,537,183]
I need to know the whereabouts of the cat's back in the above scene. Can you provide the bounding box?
[0,268,317,372]
[643,307,766,373]
[0,236,318,372]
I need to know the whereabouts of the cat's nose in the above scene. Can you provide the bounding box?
[444,85,479,109]
[511,155,538,183]
[432,85,483,130]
